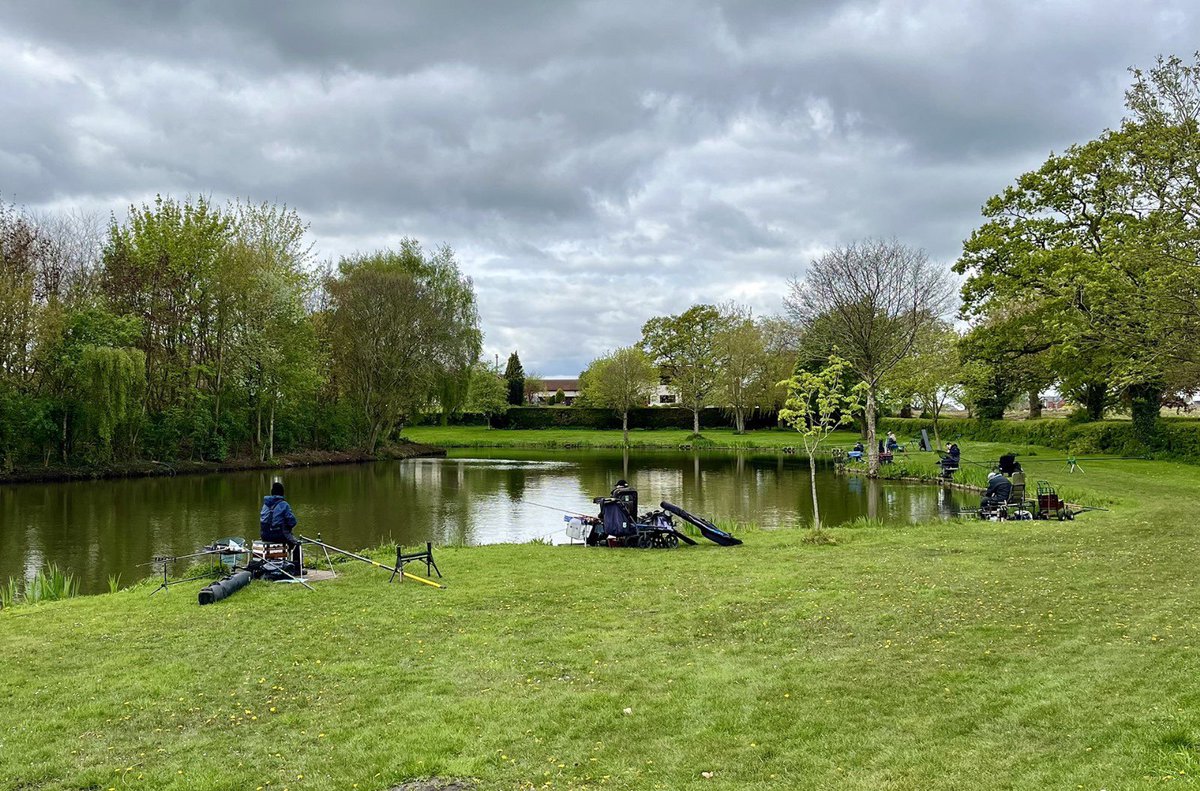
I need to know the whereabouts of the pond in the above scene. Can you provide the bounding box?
[0,448,972,594]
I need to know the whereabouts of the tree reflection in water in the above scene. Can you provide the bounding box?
[0,448,971,593]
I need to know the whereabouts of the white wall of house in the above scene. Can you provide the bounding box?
[651,384,680,406]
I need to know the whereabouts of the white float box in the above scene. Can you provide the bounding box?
[564,515,591,542]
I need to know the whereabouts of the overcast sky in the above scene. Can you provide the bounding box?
[1,1,1196,376]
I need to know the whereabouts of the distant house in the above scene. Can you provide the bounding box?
[534,375,679,406]
[652,382,679,405]
[531,378,581,405]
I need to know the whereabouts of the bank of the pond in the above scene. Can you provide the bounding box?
[0,442,445,486]
[2,451,1197,789]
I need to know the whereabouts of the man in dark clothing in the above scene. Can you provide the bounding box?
[980,471,1013,511]
[260,481,302,569]
[610,479,638,522]
[939,443,961,478]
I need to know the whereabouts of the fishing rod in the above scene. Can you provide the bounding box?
[297,535,445,589]
[138,548,223,568]
[1013,456,1149,463]
[523,500,592,518]
[936,451,993,470]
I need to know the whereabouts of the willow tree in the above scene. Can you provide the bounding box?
[328,241,481,453]
[786,240,952,475]
[76,345,145,460]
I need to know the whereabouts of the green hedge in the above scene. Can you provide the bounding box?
[497,407,782,430]
[417,407,781,431]
[877,416,1200,460]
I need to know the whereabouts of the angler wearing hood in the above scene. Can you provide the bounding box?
[261,481,301,567]
[980,471,1013,509]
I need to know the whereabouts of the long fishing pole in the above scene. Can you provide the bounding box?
[1014,456,1150,463]
[138,548,222,568]
[524,500,591,518]
[297,535,445,589]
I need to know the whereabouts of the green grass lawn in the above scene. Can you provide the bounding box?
[3,442,1200,789]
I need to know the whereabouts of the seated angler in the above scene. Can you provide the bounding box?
[980,470,1013,512]
[261,481,302,570]
[610,479,639,521]
[939,442,961,476]
[947,442,961,465]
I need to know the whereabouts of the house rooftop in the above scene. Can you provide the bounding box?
[539,378,580,391]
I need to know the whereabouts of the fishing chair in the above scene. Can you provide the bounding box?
[1004,483,1036,520]
[251,540,303,574]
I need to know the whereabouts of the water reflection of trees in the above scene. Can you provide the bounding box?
[0,451,972,594]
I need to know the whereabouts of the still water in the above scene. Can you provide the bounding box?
[0,448,971,593]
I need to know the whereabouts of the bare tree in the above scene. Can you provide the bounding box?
[36,208,105,301]
[785,239,953,475]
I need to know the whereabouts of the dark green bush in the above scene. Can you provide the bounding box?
[418,407,780,431]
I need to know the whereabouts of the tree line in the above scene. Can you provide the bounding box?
[0,195,480,470]
[571,241,954,469]
[6,55,1197,473]
[954,54,1200,442]
[575,55,1200,468]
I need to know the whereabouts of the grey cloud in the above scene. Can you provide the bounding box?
[2,0,1199,375]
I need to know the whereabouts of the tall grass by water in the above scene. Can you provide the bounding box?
[1,563,80,609]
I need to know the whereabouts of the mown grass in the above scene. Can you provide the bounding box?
[2,443,1199,789]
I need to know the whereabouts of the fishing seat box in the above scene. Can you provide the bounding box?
[252,541,294,561]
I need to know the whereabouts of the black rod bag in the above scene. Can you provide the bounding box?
[199,570,252,605]
[660,501,743,546]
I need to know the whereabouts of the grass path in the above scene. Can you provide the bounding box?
[2,440,1199,789]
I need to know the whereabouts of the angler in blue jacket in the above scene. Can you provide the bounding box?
[260,481,301,569]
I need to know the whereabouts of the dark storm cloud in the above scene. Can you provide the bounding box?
[1,0,1197,374]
